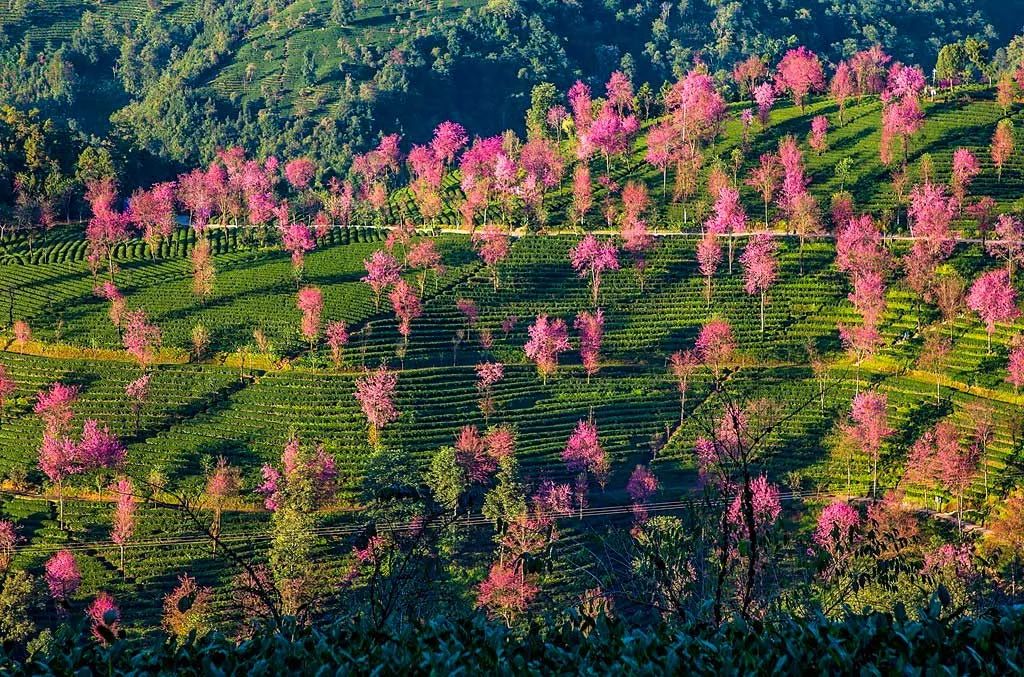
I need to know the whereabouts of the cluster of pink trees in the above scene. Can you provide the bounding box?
[836,215,891,380]
[35,383,126,527]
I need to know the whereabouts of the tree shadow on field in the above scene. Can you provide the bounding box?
[891,398,952,453]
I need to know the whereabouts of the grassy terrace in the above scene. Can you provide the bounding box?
[3,91,1024,629]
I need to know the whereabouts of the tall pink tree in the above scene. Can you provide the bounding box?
[740,234,778,333]
[122,309,162,371]
[85,179,133,281]
[0,364,14,422]
[523,314,571,384]
[562,419,609,499]
[813,501,860,559]
[476,561,538,627]
[44,549,80,606]
[773,47,825,110]
[696,232,722,304]
[475,361,504,420]
[840,391,893,496]
[110,476,135,575]
[571,165,592,227]
[296,286,324,352]
[362,250,402,310]
[471,224,511,290]
[987,214,1024,281]
[950,148,980,211]
[808,115,829,154]
[753,82,775,125]
[575,309,604,380]
[967,269,1020,351]
[570,235,619,306]
[669,349,700,423]
[430,120,469,166]
[125,373,151,433]
[389,279,422,344]
[127,182,177,256]
[706,187,747,272]
[1008,335,1024,393]
[326,321,349,369]
[626,464,659,523]
[406,240,444,294]
[830,61,855,124]
[34,382,79,436]
[695,318,736,381]
[207,456,241,549]
[284,158,316,191]
[906,420,959,506]
[354,366,399,447]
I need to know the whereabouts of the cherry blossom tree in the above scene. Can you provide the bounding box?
[296,286,324,352]
[992,119,1015,182]
[280,220,317,279]
[987,214,1024,281]
[406,240,444,294]
[570,235,619,306]
[476,561,538,627]
[256,436,337,511]
[626,464,659,523]
[906,420,959,508]
[950,148,980,211]
[695,318,736,381]
[665,68,727,150]
[905,182,956,301]
[707,187,747,272]
[669,349,699,423]
[0,364,14,422]
[938,428,979,532]
[389,279,421,346]
[830,61,855,125]
[740,234,778,333]
[85,179,133,281]
[753,82,775,124]
[575,309,604,380]
[1008,335,1024,394]
[122,309,162,371]
[110,476,135,575]
[745,153,782,228]
[284,158,316,191]
[774,47,825,110]
[354,366,399,447]
[430,120,469,166]
[808,115,829,154]
[87,592,121,644]
[362,250,402,310]
[562,419,609,496]
[128,182,176,257]
[475,361,504,419]
[0,519,15,571]
[645,122,675,200]
[696,233,722,304]
[326,321,349,369]
[880,65,926,166]
[850,45,891,95]
[44,549,80,605]
[207,456,241,549]
[571,164,592,227]
[967,269,1020,351]
[471,224,511,290]
[34,382,79,436]
[840,390,892,496]
[732,56,767,99]
[125,373,151,433]
[523,314,571,383]
[813,501,860,559]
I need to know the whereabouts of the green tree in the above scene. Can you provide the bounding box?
[525,82,557,139]
[426,446,465,515]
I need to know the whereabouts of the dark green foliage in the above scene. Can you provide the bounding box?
[6,602,1024,674]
